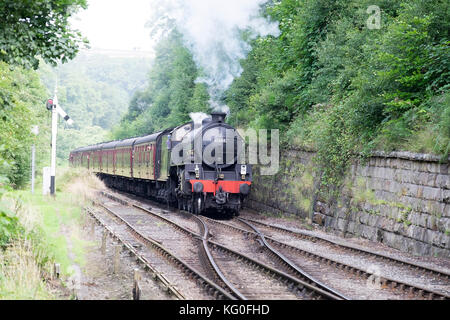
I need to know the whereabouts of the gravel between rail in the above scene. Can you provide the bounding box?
[97,190,341,299]
[93,188,449,300]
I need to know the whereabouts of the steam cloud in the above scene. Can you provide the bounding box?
[147,0,280,113]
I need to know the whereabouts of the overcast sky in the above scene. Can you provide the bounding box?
[71,0,156,52]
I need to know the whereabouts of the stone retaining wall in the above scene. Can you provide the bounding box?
[246,150,450,258]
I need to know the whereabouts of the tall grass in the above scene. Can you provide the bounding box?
[0,239,53,299]
[0,167,105,299]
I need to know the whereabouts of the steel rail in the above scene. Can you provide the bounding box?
[93,202,236,300]
[195,216,247,300]
[236,217,350,300]
[206,216,450,300]
[100,190,449,299]
[238,218,450,300]
[240,217,450,280]
[100,191,342,300]
[85,206,186,300]
[206,237,342,300]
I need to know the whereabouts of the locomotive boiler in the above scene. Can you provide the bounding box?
[69,112,252,216]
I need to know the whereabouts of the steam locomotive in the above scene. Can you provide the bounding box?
[69,112,252,216]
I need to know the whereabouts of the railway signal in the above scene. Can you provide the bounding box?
[46,81,74,195]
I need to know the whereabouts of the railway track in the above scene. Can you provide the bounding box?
[204,216,449,299]
[98,189,449,299]
[240,216,450,279]
[86,203,233,300]
[236,216,450,299]
[98,190,342,300]
[84,207,186,299]
[202,216,349,299]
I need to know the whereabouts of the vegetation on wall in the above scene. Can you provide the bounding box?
[225,0,449,191]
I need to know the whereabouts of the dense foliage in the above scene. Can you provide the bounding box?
[0,0,88,69]
[0,63,49,188]
[225,0,449,189]
[114,0,449,192]
[112,31,210,139]
[0,62,49,245]
[0,0,85,246]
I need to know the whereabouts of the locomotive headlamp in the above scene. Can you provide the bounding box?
[241,165,247,180]
[195,164,200,179]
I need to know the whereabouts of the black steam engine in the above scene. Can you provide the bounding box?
[70,112,252,217]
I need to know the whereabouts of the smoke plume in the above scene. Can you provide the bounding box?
[147,0,280,113]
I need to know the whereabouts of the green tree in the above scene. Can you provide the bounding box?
[113,31,211,139]
[0,62,49,188]
[0,0,88,69]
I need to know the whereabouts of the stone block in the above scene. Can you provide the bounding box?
[347,221,356,234]
[379,217,395,232]
[392,159,401,169]
[393,222,405,234]
[438,217,450,232]
[368,214,380,227]
[377,204,390,217]
[393,168,406,184]
[418,214,428,228]
[408,225,425,241]
[375,158,382,167]
[430,247,449,258]
[409,212,421,226]
[353,223,362,236]
[392,235,407,251]
[400,160,412,170]
[382,231,395,245]
[422,186,442,201]
[361,225,376,240]
[412,162,422,172]
[337,218,347,231]
[348,210,358,222]
[425,162,437,173]
[375,190,396,203]
[444,189,450,204]
[439,163,449,175]
[424,200,445,215]
[358,212,369,225]
[324,217,335,229]
[418,172,438,188]
[427,215,439,230]
[441,234,450,249]
[412,240,431,256]
[443,204,450,217]
[426,230,442,247]
[436,174,450,190]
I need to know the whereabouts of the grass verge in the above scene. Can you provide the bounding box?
[0,168,104,299]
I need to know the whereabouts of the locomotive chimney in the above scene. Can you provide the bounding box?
[211,112,226,123]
